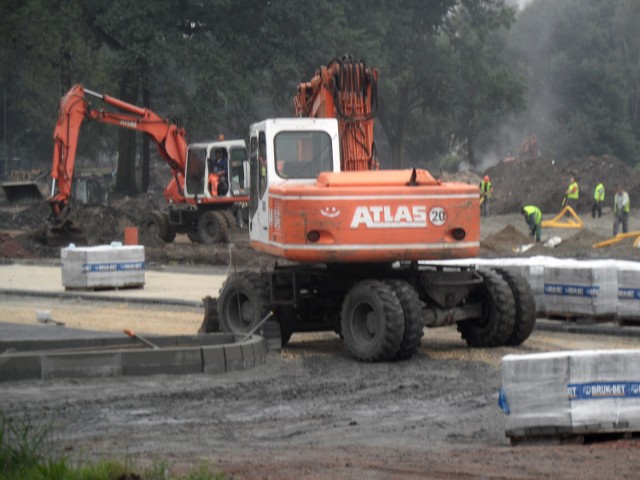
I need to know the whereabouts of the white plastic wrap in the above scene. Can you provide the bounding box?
[502,350,640,435]
[543,261,618,317]
[617,267,640,321]
[61,244,145,289]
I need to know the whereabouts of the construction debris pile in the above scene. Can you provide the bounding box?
[484,154,639,215]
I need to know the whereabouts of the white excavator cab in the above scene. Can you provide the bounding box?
[247,118,341,245]
[184,139,249,200]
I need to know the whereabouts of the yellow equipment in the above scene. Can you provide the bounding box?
[540,206,583,229]
[592,231,640,249]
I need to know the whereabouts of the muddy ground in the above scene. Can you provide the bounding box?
[2,310,640,479]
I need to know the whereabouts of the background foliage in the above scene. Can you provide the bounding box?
[0,0,638,193]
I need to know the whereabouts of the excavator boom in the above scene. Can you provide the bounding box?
[48,85,190,224]
[294,55,378,171]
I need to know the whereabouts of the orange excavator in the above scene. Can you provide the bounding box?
[44,85,249,243]
[215,55,536,361]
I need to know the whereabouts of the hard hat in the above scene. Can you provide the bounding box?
[484,175,489,181]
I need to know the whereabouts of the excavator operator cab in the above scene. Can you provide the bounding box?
[184,139,248,200]
[247,118,341,243]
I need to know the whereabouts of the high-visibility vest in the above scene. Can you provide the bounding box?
[567,181,579,200]
[523,205,542,224]
[614,192,630,213]
[480,180,492,198]
[593,183,604,202]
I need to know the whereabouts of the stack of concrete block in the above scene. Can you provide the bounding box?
[569,350,640,428]
[542,261,618,318]
[617,266,640,322]
[502,350,640,438]
[61,244,145,290]
[501,351,572,434]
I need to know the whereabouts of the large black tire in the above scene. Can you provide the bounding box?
[140,210,174,243]
[386,279,425,360]
[217,271,270,335]
[221,209,237,230]
[495,268,536,346]
[276,306,297,347]
[340,280,405,362]
[186,230,201,243]
[457,269,515,347]
[198,211,229,244]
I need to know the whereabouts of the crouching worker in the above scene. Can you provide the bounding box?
[521,205,542,242]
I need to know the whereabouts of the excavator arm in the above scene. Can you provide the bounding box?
[293,55,379,171]
[49,84,189,224]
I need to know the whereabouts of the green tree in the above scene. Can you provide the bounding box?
[336,0,523,168]
[445,0,525,166]
[0,0,96,166]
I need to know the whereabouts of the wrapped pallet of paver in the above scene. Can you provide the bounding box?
[61,243,145,290]
[617,263,640,323]
[542,260,618,319]
[569,350,640,430]
[501,350,640,442]
[500,352,572,437]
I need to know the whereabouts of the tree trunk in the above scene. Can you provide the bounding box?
[115,77,138,195]
[141,84,150,193]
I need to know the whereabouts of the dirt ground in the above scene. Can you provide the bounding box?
[2,307,640,480]
[2,159,640,478]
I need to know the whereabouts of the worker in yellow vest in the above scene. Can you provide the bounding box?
[591,182,604,218]
[521,205,542,242]
[479,175,493,217]
[564,176,579,209]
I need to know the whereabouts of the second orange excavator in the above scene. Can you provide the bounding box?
[41,85,249,243]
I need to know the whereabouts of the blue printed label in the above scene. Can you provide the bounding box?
[82,262,145,273]
[618,288,640,300]
[568,382,640,400]
[544,283,599,298]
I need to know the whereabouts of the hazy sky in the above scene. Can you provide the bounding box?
[515,0,535,9]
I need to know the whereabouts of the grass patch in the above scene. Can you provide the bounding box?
[0,415,224,480]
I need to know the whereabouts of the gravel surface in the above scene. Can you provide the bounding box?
[2,321,640,479]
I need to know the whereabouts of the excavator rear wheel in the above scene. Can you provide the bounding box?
[217,271,270,335]
[494,268,536,345]
[186,230,201,243]
[340,280,405,362]
[385,280,425,360]
[457,269,515,348]
[198,211,228,244]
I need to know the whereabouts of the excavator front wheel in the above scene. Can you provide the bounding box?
[198,211,229,244]
[217,271,271,335]
[340,280,405,362]
[140,210,175,243]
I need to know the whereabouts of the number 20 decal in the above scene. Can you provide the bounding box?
[429,207,446,226]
